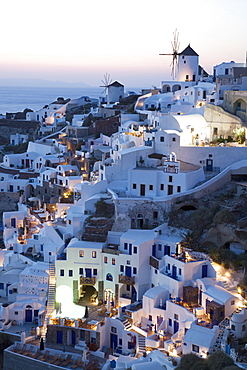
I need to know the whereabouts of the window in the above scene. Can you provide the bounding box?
[242,325,246,331]
[177,186,181,193]
[149,185,153,191]
[69,270,73,277]
[192,344,199,353]
[40,244,44,251]
[153,211,158,219]
[93,269,97,275]
[124,243,128,250]
[179,268,181,275]
[106,273,113,281]
[133,246,137,254]
[34,235,39,240]
[60,269,64,277]
[160,184,164,191]
[168,264,170,270]
[120,265,124,272]
[92,251,97,258]
[126,285,130,291]
[160,136,164,142]
[213,127,218,135]
[104,257,108,263]
[186,74,189,80]
[79,250,84,257]
[174,314,178,320]
[133,183,137,189]
[231,324,235,331]
[169,318,172,326]
[231,300,235,305]
[68,220,71,225]
[79,268,83,275]
[111,326,117,333]
[119,338,122,346]
[158,244,162,251]
[169,176,172,183]
[15,311,18,315]
[172,137,176,142]
[133,267,137,274]
[112,258,116,265]
[149,315,152,321]
[127,260,130,265]
[155,269,157,274]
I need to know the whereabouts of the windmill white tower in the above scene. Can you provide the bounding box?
[100,73,124,104]
[177,44,199,83]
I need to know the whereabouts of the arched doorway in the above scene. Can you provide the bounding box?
[25,305,33,322]
[162,85,171,93]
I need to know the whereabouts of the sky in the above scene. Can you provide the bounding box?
[0,0,246,88]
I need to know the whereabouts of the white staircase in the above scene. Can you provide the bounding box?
[41,262,56,341]
[137,335,146,355]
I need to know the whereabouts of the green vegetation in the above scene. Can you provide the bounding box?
[4,141,28,154]
[95,198,115,218]
[176,351,239,370]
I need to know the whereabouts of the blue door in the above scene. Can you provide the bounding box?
[152,244,156,257]
[164,245,170,256]
[110,333,118,350]
[174,320,179,334]
[132,286,137,301]
[125,266,131,277]
[85,268,92,278]
[57,330,63,344]
[71,330,76,345]
[6,283,11,297]
[11,218,16,228]
[129,243,132,255]
[202,265,208,278]
[172,265,177,278]
[25,309,32,322]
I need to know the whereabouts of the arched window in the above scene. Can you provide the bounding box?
[106,273,113,281]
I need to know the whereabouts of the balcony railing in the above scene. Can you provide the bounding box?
[80,276,96,285]
[149,256,160,269]
[118,274,135,285]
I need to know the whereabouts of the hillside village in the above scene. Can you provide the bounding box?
[1,44,247,369]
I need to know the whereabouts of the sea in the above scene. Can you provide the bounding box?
[0,85,142,115]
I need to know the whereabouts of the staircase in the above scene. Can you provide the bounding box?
[137,335,146,355]
[41,262,56,341]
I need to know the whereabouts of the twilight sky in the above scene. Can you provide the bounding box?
[1,0,246,88]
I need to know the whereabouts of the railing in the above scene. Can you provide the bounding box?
[118,274,135,285]
[102,247,121,255]
[150,256,160,269]
[80,276,96,285]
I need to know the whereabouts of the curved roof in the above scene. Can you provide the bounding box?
[144,285,167,299]
[206,285,237,304]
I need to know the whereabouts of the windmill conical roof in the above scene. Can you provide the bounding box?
[179,44,198,56]
[109,81,124,87]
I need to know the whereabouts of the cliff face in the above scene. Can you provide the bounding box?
[0,119,39,145]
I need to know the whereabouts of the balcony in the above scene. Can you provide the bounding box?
[118,274,135,285]
[150,256,160,269]
[80,276,96,285]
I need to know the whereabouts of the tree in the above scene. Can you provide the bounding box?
[84,305,89,319]
[176,353,205,370]
[207,350,234,370]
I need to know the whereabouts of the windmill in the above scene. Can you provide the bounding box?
[100,73,112,96]
[159,29,180,79]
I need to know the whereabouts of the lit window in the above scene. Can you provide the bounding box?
[79,250,84,257]
[104,257,108,263]
[192,344,199,353]
[112,258,116,265]
[92,251,97,258]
